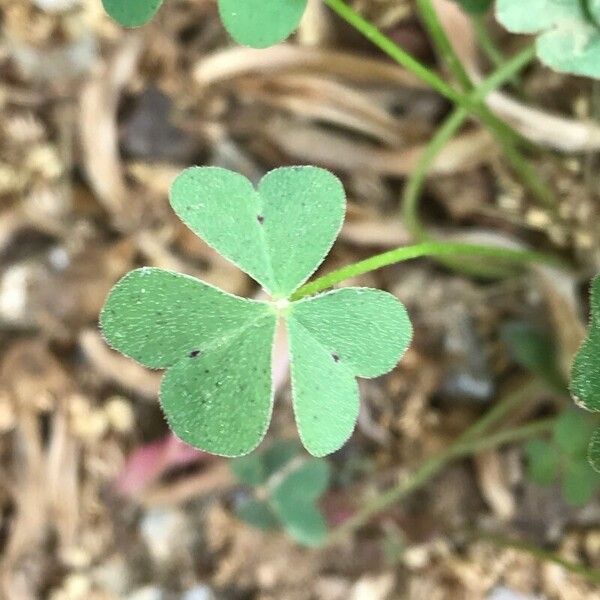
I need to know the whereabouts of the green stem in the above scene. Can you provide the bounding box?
[324,0,555,208]
[416,0,474,92]
[413,0,555,208]
[292,241,565,300]
[403,46,537,239]
[476,532,600,584]
[472,15,514,78]
[325,380,553,545]
[322,0,519,145]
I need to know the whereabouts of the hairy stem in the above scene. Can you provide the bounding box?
[292,241,565,299]
[325,380,551,545]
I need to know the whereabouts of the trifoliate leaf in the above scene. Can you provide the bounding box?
[170,166,345,299]
[525,409,600,505]
[101,166,413,458]
[525,439,560,485]
[562,459,600,506]
[235,498,279,530]
[101,268,276,456]
[218,0,308,48]
[571,275,600,412]
[288,288,413,456]
[271,459,330,546]
[102,0,163,27]
[496,0,600,78]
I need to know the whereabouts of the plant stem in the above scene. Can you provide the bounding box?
[413,0,555,207]
[475,532,600,584]
[415,0,474,92]
[324,0,555,207]
[292,241,565,299]
[471,15,515,81]
[325,380,551,545]
[403,45,537,238]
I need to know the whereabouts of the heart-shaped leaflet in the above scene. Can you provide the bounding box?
[218,0,308,48]
[101,166,413,457]
[102,0,163,27]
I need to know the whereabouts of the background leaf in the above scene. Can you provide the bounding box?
[496,0,583,33]
[553,409,596,457]
[525,439,560,485]
[454,0,493,14]
[271,459,330,546]
[235,498,279,530]
[263,440,301,477]
[288,288,412,456]
[170,166,345,298]
[231,453,267,486]
[218,0,308,48]
[537,27,600,79]
[562,460,599,506]
[272,458,330,501]
[102,0,163,27]
[502,322,565,391]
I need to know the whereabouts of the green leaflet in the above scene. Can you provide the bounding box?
[101,268,276,456]
[170,167,345,300]
[101,166,413,458]
[496,0,600,78]
[218,0,308,48]
[525,409,600,505]
[102,0,163,27]
[289,288,412,456]
[525,439,560,485]
[571,274,600,471]
[235,498,279,530]
[271,459,330,547]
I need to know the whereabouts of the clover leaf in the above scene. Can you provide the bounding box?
[100,166,413,458]
[570,274,600,471]
[101,0,307,48]
[231,441,330,546]
[496,0,600,78]
[526,409,600,505]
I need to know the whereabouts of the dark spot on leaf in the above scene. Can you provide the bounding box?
[332,353,340,362]
[257,215,265,224]
[189,349,201,358]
